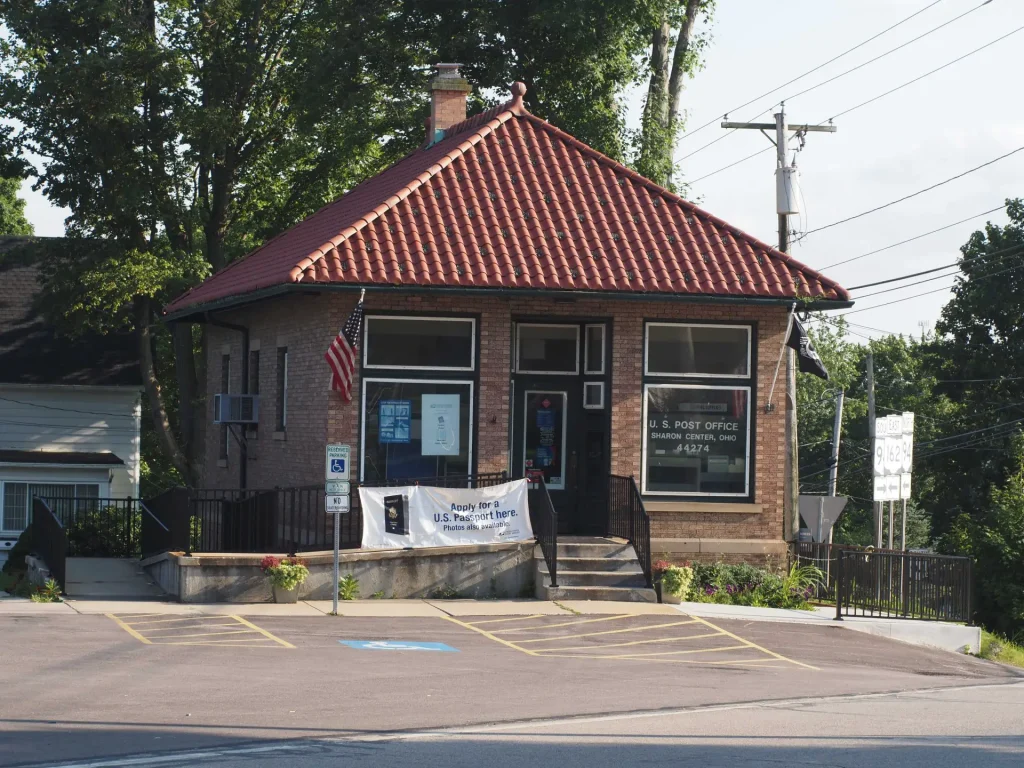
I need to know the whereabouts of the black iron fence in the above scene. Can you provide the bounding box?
[835,548,973,623]
[30,498,67,589]
[527,476,558,587]
[40,497,141,558]
[608,475,652,588]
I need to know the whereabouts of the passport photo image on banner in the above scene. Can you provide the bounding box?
[384,494,410,536]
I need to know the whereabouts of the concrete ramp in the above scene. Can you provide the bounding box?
[65,558,167,599]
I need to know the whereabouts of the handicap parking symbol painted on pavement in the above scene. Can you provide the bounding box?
[339,640,458,652]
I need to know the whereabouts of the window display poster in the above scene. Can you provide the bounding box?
[379,399,411,444]
[421,394,460,456]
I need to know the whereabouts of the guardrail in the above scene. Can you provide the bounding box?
[835,548,973,623]
[608,475,652,588]
[527,476,558,587]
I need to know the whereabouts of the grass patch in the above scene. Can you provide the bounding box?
[979,630,1024,669]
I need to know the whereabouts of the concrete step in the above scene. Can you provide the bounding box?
[539,569,648,588]
[64,557,167,599]
[555,538,633,559]
[552,556,643,573]
[539,584,658,603]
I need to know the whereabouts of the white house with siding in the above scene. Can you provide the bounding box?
[0,237,142,566]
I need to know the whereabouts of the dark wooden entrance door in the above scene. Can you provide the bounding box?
[510,320,610,535]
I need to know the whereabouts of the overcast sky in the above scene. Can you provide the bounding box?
[19,0,1023,339]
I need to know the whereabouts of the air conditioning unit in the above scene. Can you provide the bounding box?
[213,393,260,424]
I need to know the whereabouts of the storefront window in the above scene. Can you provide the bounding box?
[646,323,750,377]
[362,379,473,483]
[642,385,750,497]
[364,316,475,370]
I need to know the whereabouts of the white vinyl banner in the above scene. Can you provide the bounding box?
[359,479,533,550]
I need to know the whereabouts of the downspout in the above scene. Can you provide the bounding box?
[205,313,249,489]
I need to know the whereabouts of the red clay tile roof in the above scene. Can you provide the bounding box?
[165,83,848,317]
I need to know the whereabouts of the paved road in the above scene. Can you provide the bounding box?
[2,612,1020,767]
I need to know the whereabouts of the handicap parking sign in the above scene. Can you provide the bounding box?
[325,444,350,481]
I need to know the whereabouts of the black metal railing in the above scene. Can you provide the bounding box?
[40,497,141,558]
[794,541,843,599]
[141,488,192,556]
[835,548,973,623]
[527,476,558,587]
[30,497,67,589]
[608,474,652,588]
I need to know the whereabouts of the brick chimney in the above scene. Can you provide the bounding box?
[429,63,471,143]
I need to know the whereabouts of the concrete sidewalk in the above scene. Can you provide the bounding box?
[671,601,981,654]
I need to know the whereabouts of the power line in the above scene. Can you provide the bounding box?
[689,26,1021,185]
[838,257,1024,316]
[680,0,985,162]
[844,241,1024,294]
[0,395,139,418]
[804,145,1024,235]
[852,251,1024,300]
[825,21,1024,123]
[818,205,1008,270]
[676,0,947,145]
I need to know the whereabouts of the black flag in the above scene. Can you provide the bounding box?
[787,315,829,380]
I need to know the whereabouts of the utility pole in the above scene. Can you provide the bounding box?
[723,105,836,542]
[828,390,845,499]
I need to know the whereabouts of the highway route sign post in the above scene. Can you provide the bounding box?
[872,413,914,551]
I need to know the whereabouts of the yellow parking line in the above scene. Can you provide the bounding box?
[108,614,152,645]
[125,616,225,626]
[143,629,257,639]
[689,615,819,671]
[532,631,725,654]
[537,653,790,666]
[148,640,287,647]
[229,615,295,649]
[491,614,633,634]
[144,623,244,634]
[601,644,751,659]
[467,614,546,626]
[441,615,540,656]
[515,619,700,644]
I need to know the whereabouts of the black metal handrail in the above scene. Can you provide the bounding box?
[608,474,652,588]
[835,548,973,623]
[527,476,558,587]
[30,497,67,590]
[39,497,141,558]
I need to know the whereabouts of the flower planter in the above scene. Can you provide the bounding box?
[661,591,682,605]
[272,585,299,604]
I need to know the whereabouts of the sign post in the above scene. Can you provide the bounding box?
[872,413,914,548]
[325,444,351,615]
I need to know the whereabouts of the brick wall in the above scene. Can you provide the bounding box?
[202,291,788,545]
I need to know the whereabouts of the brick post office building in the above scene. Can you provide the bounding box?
[165,67,850,566]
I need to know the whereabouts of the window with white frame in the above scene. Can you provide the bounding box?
[360,315,477,485]
[364,316,475,371]
[641,321,754,498]
[1,482,100,534]
[516,324,579,374]
[645,323,750,378]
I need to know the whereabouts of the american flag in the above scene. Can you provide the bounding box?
[325,291,365,401]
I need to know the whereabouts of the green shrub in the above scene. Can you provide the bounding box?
[338,574,360,600]
[29,578,62,603]
[690,561,822,610]
[660,565,694,599]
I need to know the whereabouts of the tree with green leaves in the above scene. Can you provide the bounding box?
[0,175,31,236]
[634,0,714,189]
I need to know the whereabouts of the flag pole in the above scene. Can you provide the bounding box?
[765,302,797,413]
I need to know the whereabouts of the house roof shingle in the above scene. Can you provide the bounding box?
[0,237,142,387]
[165,83,849,317]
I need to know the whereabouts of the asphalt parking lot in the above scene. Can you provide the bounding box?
[2,610,1018,767]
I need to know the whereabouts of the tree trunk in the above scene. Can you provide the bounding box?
[172,321,201,482]
[667,0,702,130]
[135,295,190,481]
